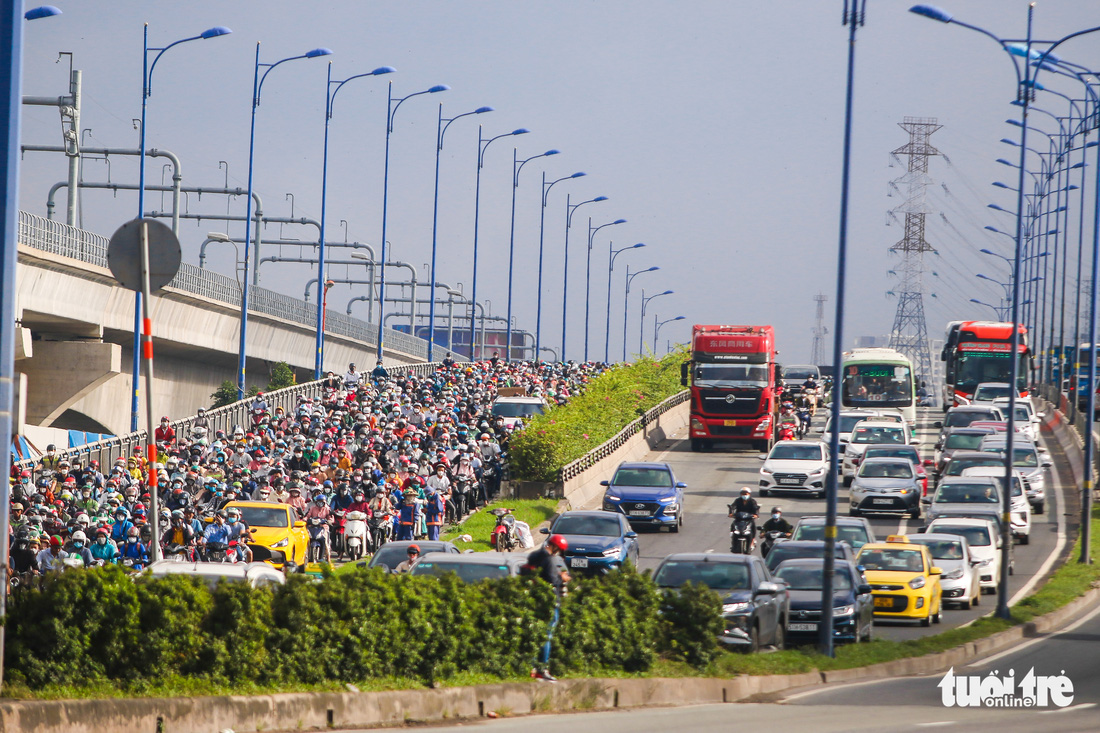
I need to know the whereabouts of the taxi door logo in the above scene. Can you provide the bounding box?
[938,667,1074,708]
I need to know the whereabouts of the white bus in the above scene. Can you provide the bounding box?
[840,348,916,433]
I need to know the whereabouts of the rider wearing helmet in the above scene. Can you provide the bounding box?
[729,487,761,540]
[119,526,149,568]
[67,530,95,566]
[762,506,793,537]
[90,527,120,564]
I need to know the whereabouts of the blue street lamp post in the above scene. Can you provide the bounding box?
[654,315,685,348]
[317,63,395,378]
[639,289,673,355]
[606,243,645,363]
[470,126,528,360]
[562,195,608,361]
[584,217,626,361]
[137,23,232,426]
[378,81,449,360]
[429,104,495,362]
[536,172,585,360]
[506,148,559,361]
[623,265,658,362]
[239,44,332,399]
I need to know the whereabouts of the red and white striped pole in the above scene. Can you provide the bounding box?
[139,220,161,562]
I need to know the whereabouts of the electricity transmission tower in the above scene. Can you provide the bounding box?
[887,117,940,400]
[810,293,828,365]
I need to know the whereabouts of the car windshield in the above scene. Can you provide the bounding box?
[842,363,913,408]
[864,447,918,463]
[858,461,913,479]
[979,446,1039,468]
[945,434,986,451]
[653,560,751,590]
[1013,406,1032,422]
[783,367,819,381]
[693,363,769,388]
[960,474,1024,497]
[974,384,1013,401]
[492,402,544,418]
[553,515,622,537]
[935,484,998,503]
[857,548,926,572]
[851,426,905,445]
[945,410,998,428]
[910,539,965,560]
[612,467,673,487]
[827,414,877,435]
[932,524,991,547]
[369,544,441,569]
[410,561,511,582]
[945,457,1003,475]
[770,443,822,461]
[956,351,1028,393]
[765,544,847,572]
[236,506,288,528]
[774,564,853,591]
[792,523,870,549]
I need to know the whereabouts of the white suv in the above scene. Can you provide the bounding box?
[959,466,1032,544]
[758,440,829,498]
[923,517,1003,594]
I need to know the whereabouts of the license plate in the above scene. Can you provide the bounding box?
[787,623,817,632]
[778,478,800,485]
[723,420,738,426]
[629,510,650,517]
[570,557,588,568]
[872,498,893,505]
[874,597,893,607]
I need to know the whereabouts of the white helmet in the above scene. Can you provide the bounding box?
[71,530,87,543]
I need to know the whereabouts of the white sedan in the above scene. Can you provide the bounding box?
[758,440,829,498]
[907,532,982,609]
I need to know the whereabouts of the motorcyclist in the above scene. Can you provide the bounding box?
[36,535,69,572]
[119,526,149,568]
[225,506,254,562]
[66,530,95,567]
[305,496,333,562]
[762,507,793,536]
[370,360,389,381]
[729,487,760,540]
[90,527,120,564]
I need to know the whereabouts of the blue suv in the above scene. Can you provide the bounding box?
[600,461,686,532]
[541,511,639,574]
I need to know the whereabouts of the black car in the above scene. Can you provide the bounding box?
[771,558,874,645]
[653,552,789,653]
[366,541,461,572]
[763,539,857,574]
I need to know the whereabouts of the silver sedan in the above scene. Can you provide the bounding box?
[848,457,923,519]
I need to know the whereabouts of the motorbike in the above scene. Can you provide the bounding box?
[778,418,799,441]
[451,476,474,520]
[760,530,788,558]
[368,512,392,554]
[204,541,231,563]
[344,510,369,561]
[797,408,812,438]
[729,510,756,554]
[489,507,518,551]
[332,509,348,559]
[163,543,191,562]
[307,517,329,563]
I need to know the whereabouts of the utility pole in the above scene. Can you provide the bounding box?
[887,117,940,402]
[810,292,828,365]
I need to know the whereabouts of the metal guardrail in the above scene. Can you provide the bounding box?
[16,361,448,472]
[559,390,690,481]
[17,210,428,358]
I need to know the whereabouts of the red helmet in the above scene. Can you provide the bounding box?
[547,534,568,552]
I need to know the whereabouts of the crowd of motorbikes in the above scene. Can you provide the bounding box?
[8,357,607,587]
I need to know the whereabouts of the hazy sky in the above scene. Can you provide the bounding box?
[17,1,1100,364]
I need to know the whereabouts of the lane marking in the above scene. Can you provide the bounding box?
[915,722,955,727]
[1038,702,1096,715]
[1006,428,1067,606]
[963,598,1100,668]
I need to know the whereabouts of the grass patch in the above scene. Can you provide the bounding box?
[440,498,560,552]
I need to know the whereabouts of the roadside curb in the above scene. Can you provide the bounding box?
[4,587,1098,733]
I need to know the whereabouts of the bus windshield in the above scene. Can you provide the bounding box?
[842,363,913,409]
[693,364,769,388]
[956,352,1027,393]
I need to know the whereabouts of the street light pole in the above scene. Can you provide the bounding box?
[137,22,231,425]
[239,43,332,399]
[562,194,608,361]
[584,216,625,361]
[378,80,449,359]
[317,63,394,378]
[655,315,685,347]
[506,147,559,362]
[536,171,585,360]
[606,243,645,363]
[624,265,658,362]
[470,125,529,360]
[429,104,493,361]
[639,289,673,355]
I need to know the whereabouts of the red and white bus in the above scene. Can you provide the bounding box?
[940,321,1031,409]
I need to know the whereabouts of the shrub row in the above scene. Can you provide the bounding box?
[509,351,687,482]
[5,564,721,690]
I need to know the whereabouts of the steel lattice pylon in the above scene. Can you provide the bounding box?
[887,117,940,400]
[810,293,828,365]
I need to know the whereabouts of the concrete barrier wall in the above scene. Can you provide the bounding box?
[562,399,690,510]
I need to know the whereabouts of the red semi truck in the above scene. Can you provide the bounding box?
[680,325,782,452]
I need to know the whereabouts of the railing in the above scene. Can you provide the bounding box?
[16,361,448,472]
[1038,382,1099,485]
[17,210,428,358]
[559,390,690,481]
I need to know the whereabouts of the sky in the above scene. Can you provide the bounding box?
[16,1,1100,365]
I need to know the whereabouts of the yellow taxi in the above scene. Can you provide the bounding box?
[223,501,308,569]
[855,535,943,627]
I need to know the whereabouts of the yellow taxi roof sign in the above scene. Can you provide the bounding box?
[886,534,910,543]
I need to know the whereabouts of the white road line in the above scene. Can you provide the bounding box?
[915,722,955,727]
[1038,702,1096,715]
[1005,430,1067,606]
[964,596,1100,667]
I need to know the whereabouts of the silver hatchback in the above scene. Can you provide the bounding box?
[849,457,922,519]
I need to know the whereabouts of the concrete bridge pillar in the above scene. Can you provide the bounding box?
[20,340,122,428]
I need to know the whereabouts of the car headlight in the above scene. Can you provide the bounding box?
[664,503,679,513]
[833,604,855,617]
[809,466,827,475]
[605,494,621,502]
[909,576,926,589]
[722,602,752,615]
[761,467,774,475]
[271,537,289,548]
[602,547,621,557]
[941,568,964,580]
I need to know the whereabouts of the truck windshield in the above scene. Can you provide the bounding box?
[693,364,768,388]
[956,352,1028,393]
[842,363,913,408]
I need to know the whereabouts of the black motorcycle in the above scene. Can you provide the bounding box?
[729,510,756,554]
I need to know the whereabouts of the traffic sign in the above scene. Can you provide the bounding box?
[106,218,181,292]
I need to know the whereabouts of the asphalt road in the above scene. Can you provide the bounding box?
[621,406,1070,643]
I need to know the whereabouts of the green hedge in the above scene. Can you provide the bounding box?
[5,565,719,692]
[509,351,687,482]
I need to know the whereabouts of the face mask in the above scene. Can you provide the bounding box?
[772,513,780,520]
[73,541,84,549]
[127,536,137,544]
[741,494,749,500]
[228,517,238,524]
[96,537,107,546]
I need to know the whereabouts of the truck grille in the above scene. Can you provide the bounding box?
[710,425,755,437]
[698,389,762,416]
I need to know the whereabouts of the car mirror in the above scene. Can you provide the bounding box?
[754,581,780,595]
[539,527,550,535]
[294,521,305,528]
[857,584,872,596]
[757,454,768,461]
[933,421,943,429]
[921,497,931,505]
[1035,412,1045,419]
[625,531,638,539]
[675,482,688,489]
[814,427,825,433]
[930,566,943,575]
[1042,459,1053,468]
[599,480,610,486]
[463,549,475,554]
[909,438,921,445]
[970,559,981,566]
